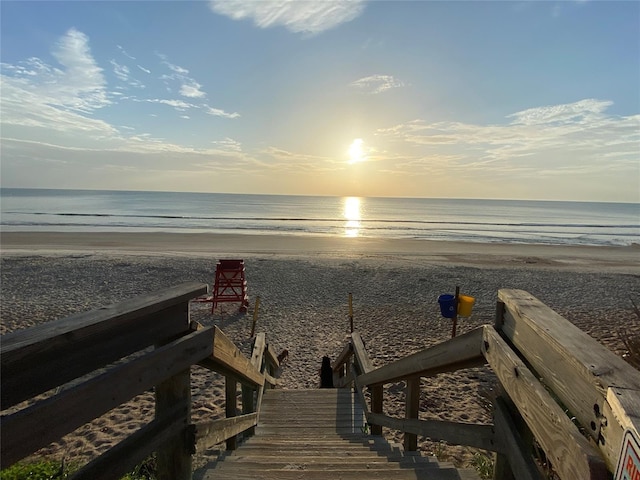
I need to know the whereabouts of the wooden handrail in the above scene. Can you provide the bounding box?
[1,282,208,408]
[336,289,639,480]
[497,288,640,472]
[1,327,214,468]
[0,284,280,480]
[354,327,486,387]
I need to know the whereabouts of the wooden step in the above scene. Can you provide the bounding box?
[196,389,480,480]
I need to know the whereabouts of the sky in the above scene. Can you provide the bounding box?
[1,1,639,202]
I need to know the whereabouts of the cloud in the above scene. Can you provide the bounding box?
[205,106,241,119]
[51,28,110,111]
[137,65,151,74]
[212,137,242,152]
[350,74,405,94]
[180,81,206,98]
[374,99,639,183]
[147,99,194,111]
[111,59,130,82]
[156,53,207,99]
[209,0,366,34]
[507,98,611,125]
[117,45,136,61]
[1,28,113,135]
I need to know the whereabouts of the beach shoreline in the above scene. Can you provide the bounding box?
[1,231,638,273]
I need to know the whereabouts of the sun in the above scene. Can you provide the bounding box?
[348,138,366,164]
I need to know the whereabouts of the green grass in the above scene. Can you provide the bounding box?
[0,459,77,480]
[0,455,156,480]
[470,452,494,479]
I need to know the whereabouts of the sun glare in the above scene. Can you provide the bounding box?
[343,196,362,237]
[348,138,365,164]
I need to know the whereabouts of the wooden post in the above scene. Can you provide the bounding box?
[404,377,420,451]
[349,293,354,333]
[155,369,191,480]
[250,296,261,338]
[371,385,383,436]
[452,286,460,338]
[225,376,238,450]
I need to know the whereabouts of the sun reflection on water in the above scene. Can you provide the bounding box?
[343,197,362,237]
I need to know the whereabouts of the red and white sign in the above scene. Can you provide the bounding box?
[616,429,640,480]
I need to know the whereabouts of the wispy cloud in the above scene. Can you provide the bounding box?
[205,106,241,119]
[1,28,112,135]
[156,53,207,99]
[209,0,366,35]
[350,74,405,94]
[375,99,639,181]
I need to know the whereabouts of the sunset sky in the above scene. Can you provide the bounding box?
[1,1,638,202]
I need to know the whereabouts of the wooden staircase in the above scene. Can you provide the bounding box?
[198,389,480,480]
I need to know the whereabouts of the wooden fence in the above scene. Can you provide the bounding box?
[0,282,279,480]
[333,288,640,480]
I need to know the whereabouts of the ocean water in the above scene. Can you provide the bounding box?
[1,188,638,246]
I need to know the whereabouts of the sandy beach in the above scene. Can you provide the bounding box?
[1,232,639,472]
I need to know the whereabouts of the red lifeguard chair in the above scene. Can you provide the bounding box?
[210,259,249,313]
[193,259,249,313]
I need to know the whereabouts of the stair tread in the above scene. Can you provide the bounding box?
[197,389,479,480]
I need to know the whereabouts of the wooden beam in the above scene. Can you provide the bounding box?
[265,342,279,371]
[498,288,640,470]
[367,413,496,452]
[370,385,383,436]
[351,365,372,423]
[70,407,187,480]
[155,369,191,480]
[1,282,208,408]
[482,325,609,480]
[194,413,258,452]
[357,327,486,387]
[250,333,266,368]
[351,332,374,374]
[197,327,263,387]
[332,341,353,373]
[404,378,420,452]
[601,386,640,473]
[225,377,238,451]
[1,327,213,468]
[493,396,542,480]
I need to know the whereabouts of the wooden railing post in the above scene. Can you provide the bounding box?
[370,385,383,436]
[225,376,238,450]
[404,377,420,451]
[155,369,192,480]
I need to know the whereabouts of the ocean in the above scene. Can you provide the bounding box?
[1,188,638,247]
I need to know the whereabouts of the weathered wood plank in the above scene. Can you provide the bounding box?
[155,369,191,480]
[332,341,353,373]
[482,325,609,480]
[0,327,213,467]
[195,413,259,451]
[357,327,486,387]
[250,333,266,368]
[1,283,207,408]
[225,377,238,451]
[70,406,186,480]
[370,385,384,436]
[493,396,542,480]
[498,288,640,470]
[600,386,640,472]
[367,413,496,452]
[197,327,263,387]
[351,332,374,374]
[264,343,279,371]
[351,365,372,423]
[404,378,420,451]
